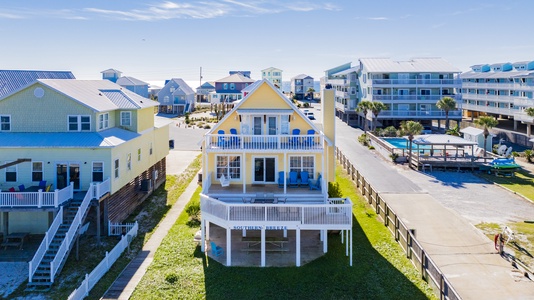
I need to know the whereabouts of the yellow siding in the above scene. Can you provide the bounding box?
[0,83,94,132]
[137,108,155,132]
[239,83,290,109]
[9,211,49,234]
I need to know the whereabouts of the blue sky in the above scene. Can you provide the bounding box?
[1,1,532,87]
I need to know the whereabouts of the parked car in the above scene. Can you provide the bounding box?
[304,112,315,120]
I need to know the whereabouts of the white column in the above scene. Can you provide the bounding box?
[243,151,246,193]
[261,226,266,267]
[346,229,349,256]
[283,154,287,194]
[320,229,324,242]
[323,230,328,253]
[206,221,210,240]
[201,218,205,252]
[341,229,344,243]
[226,227,232,266]
[350,229,353,266]
[296,227,301,267]
[283,228,287,238]
[242,228,247,237]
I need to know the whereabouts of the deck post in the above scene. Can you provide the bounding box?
[323,230,328,253]
[200,218,205,252]
[96,203,101,244]
[206,221,210,240]
[261,226,266,267]
[283,228,287,238]
[296,227,301,267]
[242,228,246,237]
[346,229,349,256]
[243,151,246,194]
[320,229,324,242]
[350,229,353,266]
[226,227,232,266]
[341,229,344,243]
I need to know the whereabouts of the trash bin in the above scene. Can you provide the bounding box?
[169,139,175,149]
[198,173,202,185]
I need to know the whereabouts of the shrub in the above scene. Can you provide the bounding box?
[303,102,310,108]
[358,134,369,146]
[492,144,499,154]
[368,145,375,150]
[185,198,201,226]
[390,153,399,162]
[203,124,211,129]
[328,182,342,198]
[165,273,179,284]
[525,149,533,163]
[383,126,398,137]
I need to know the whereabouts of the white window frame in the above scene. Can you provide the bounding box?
[127,153,132,170]
[137,148,142,161]
[92,161,104,182]
[32,161,43,182]
[150,143,153,155]
[289,155,315,179]
[216,155,241,180]
[114,158,119,179]
[99,113,109,130]
[0,115,11,131]
[5,162,17,182]
[68,115,91,132]
[120,111,132,126]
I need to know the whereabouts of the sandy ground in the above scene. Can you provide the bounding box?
[0,262,28,298]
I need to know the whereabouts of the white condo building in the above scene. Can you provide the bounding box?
[358,58,462,128]
[323,63,360,126]
[261,67,283,90]
[461,61,534,136]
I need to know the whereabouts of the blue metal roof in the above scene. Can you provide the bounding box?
[0,70,75,99]
[100,90,140,109]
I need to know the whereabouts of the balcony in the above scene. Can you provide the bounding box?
[371,79,461,86]
[372,95,460,102]
[462,94,514,103]
[335,90,349,98]
[461,103,516,116]
[513,97,534,107]
[378,110,462,118]
[462,82,515,89]
[327,78,347,86]
[204,133,324,152]
[514,113,534,123]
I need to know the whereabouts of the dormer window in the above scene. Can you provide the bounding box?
[121,111,132,126]
[99,113,109,130]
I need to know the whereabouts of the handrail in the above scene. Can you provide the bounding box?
[28,206,63,282]
[50,183,94,283]
[205,133,324,151]
[0,183,73,208]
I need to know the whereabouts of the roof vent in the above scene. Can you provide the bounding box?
[34,87,45,98]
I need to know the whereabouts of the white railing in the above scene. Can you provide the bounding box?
[378,110,462,117]
[28,206,63,283]
[200,194,352,227]
[205,133,324,151]
[461,103,517,115]
[93,178,111,200]
[461,94,514,102]
[371,79,461,85]
[462,81,518,89]
[0,183,73,208]
[203,172,212,194]
[108,221,136,236]
[372,95,459,101]
[67,222,138,300]
[514,112,534,123]
[50,183,94,283]
[513,97,534,107]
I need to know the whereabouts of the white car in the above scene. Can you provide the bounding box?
[303,111,315,120]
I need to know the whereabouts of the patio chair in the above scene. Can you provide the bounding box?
[229,128,240,147]
[306,129,315,146]
[290,128,300,147]
[8,187,15,192]
[210,241,224,257]
[39,180,47,189]
[45,184,53,192]
[289,171,299,188]
[217,130,227,148]
[18,184,25,192]
[309,173,322,191]
[219,174,230,187]
[299,171,309,186]
[278,171,285,188]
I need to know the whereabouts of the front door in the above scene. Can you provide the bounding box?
[254,157,276,183]
[56,162,81,190]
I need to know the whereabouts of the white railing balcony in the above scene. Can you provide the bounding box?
[205,133,324,152]
[461,94,514,103]
[371,79,461,86]
[372,95,460,102]
[335,90,348,98]
[378,110,462,118]
[513,97,534,107]
[461,81,516,89]
[461,103,516,115]
[0,183,73,208]
[327,78,347,86]
[200,194,352,228]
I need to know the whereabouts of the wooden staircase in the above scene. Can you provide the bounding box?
[27,199,87,289]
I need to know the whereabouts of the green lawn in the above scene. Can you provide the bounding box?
[130,165,436,300]
[477,169,534,202]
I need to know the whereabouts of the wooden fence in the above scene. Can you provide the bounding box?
[335,147,461,300]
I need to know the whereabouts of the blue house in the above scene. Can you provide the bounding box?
[157,78,195,115]
[101,69,149,98]
[212,73,255,103]
[196,81,215,103]
[100,69,122,83]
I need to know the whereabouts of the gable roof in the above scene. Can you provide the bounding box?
[215,73,255,83]
[169,78,195,94]
[261,67,283,72]
[116,76,149,86]
[38,79,157,112]
[0,70,75,99]
[359,58,461,73]
[197,81,215,89]
[101,68,122,74]
[292,74,313,80]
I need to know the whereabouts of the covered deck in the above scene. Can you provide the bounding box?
[204,133,325,153]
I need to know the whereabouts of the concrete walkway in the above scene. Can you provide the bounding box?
[334,118,534,300]
[101,173,199,300]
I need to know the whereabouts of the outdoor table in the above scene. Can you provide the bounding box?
[1,232,30,250]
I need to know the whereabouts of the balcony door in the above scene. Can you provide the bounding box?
[56,162,81,191]
[253,157,276,183]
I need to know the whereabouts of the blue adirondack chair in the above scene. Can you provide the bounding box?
[289,171,299,188]
[306,129,315,146]
[300,171,309,186]
[309,173,322,191]
[229,128,240,147]
[210,241,224,257]
[217,130,227,148]
[291,128,301,147]
[278,171,285,188]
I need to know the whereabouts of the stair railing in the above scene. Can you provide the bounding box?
[50,183,95,283]
[29,206,63,282]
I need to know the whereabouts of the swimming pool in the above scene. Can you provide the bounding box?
[381,137,431,150]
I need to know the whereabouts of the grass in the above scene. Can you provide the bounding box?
[7,154,202,300]
[130,165,437,300]
[477,169,534,202]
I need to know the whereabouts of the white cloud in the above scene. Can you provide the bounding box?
[0,11,26,19]
[367,17,388,21]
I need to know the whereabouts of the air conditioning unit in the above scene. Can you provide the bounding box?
[141,179,152,192]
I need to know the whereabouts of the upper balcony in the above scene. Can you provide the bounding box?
[204,133,325,153]
[335,90,349,99]
[328,78,348,86]
[462,81,515,89]
[462,94,514,103]
[514,112,534,123]
[371,79,461,86]
[372,94,460,102]
[513,97,534,107]
[461,103,516,116]
[378,110,462,119]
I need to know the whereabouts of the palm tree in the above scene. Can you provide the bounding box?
[446,125,461,137]
[400,120,423,167]
[474,116,498,157]
[371,101,387,131]
[306,87,315,100]
[356,100,374,133]
[436,96,457,130]
[526,107,534,139]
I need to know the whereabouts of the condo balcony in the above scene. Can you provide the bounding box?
[462,103,516,116]
[377,110,462,118]
[372,94,460,102]
[462,81,515,89]
[204,133,325,153]
[514,112,534,123]
[371,79,461,86]
[513,97,534,107]
[462,94,514,103]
